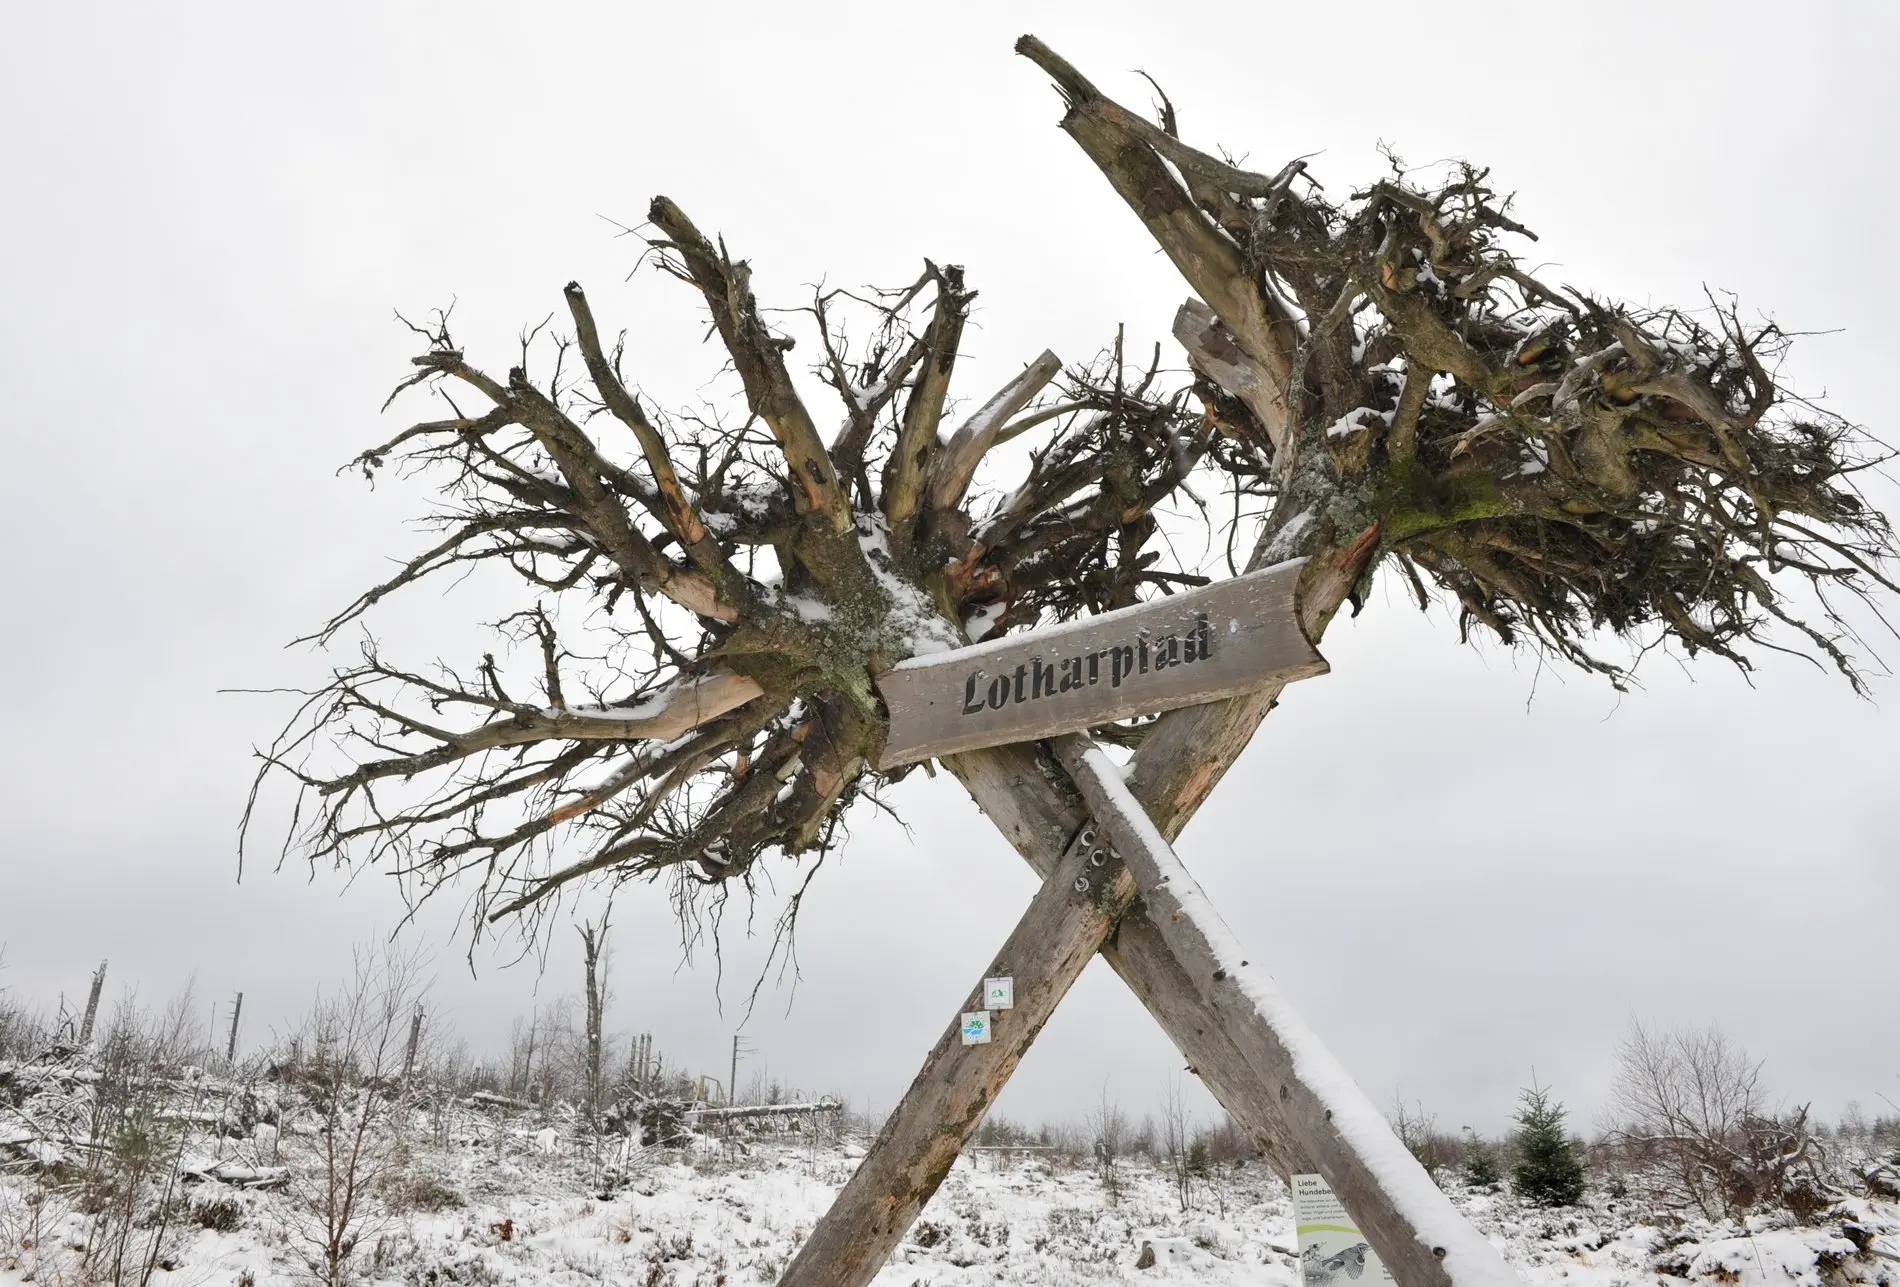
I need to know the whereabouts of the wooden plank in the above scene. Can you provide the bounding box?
[1052,736,1521,1287]
[876,558,1325,769]
[775,811,1140,1287]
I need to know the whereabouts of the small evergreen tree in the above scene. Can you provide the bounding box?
[1461,1128,1502,1190]
[1512,1083,1585,1206]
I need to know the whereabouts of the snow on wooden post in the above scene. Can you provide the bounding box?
[876,559,1324,768]
[1053,736,1521,1287]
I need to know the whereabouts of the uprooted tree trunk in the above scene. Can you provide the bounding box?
[791,37,1894,1284]
[777,803,1139,1287]
[247,27,1891,1287]
[246,204,1216,937]
[249,37,1891,941]
[942,28,1896,1182]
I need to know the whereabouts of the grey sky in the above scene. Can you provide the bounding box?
[2,0,1896,1137]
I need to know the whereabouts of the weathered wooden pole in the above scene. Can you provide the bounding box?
[78,960,106,1045]
[788,728,1519,1287]
[1052,736,1517,1287]
[942,687,1324,1182]
[404,1004,424,1078]
[944,532,1379,1179]
[776,809,1139,1287]
[579,918,607,1120]
[225,991,243,1062]
[780,558,1380,1286]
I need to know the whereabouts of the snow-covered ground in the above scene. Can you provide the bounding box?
[5,1127,1897,1287]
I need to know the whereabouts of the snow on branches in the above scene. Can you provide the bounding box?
[248,39,1895,939]
[1018,35,1895,685]
[245,198,1211,933]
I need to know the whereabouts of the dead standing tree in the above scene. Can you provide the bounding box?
[247,33,1893,1287]
[577,914,609,1126]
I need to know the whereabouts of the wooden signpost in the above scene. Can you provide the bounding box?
[782,560,1525,1287]
[876,558,1325,768]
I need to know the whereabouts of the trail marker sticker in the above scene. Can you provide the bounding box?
[1292,1173,1393,1287]
[983,977,1014,1010]
[959,1012,992,1045]
[876,559,1325,768]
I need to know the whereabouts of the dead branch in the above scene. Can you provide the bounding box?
[1016,34,1896,690]
[248,201,1210,929]
[249,36,1893,942]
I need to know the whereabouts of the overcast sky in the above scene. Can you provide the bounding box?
[2,0,1896,1138]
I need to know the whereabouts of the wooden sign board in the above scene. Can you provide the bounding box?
[877,558,1326,769]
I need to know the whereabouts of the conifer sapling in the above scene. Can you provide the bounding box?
[1513,1083,1586,1206]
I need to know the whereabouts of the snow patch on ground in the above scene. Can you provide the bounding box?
[7,1138,1896,1287]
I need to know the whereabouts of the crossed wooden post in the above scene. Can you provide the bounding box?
[250,21,1863,1280]
[778,559,1522,1287]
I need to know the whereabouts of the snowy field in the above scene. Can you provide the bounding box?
[4,1115,1896,1287]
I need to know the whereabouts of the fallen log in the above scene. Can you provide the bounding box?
[686,1099,840,1122]
[180,1160,288,1190]
[469,1090,536,1112]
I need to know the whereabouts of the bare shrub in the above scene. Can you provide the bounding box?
[1389,1096,1462,1181]
[381,1170,463,1214]
[1606,1021,1818,1219]
[278,944,430,1287]
[192,1194,244,1232]
[1159,1077,1193,1212]
[1086,1087,1129,1204]
[0,960,52,1062]
[0,1179,69,1281]
[1197,1114,1257,1168]
[72,986,208,1287]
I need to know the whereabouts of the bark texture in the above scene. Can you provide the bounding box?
[776,815,1133,1287]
